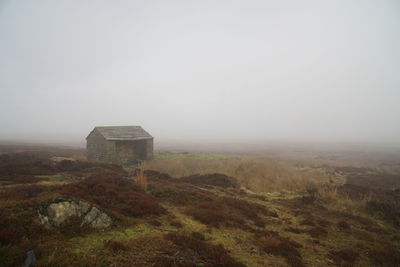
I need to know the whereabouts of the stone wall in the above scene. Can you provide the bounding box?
[115,141,140,164]
[86,129,117,162]
[115,139,153,164]
[146,139,154,160]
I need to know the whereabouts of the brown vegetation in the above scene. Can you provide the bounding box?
[180,173,239,188]
[369,245,400,266]
[256,233,304,267]
[1,147,400,266]
[185,197,277,229]
[135,168,148,192]
[328,248,359,266]
[162,232,246,266]
[143,156,336,192]
[59,173,166,217]
[104,240,129,253]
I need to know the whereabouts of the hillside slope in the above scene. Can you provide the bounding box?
[0,150,399,266]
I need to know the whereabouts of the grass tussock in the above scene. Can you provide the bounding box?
[135,169,148,192]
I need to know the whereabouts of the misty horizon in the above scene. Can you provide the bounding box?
[1,0,399,145]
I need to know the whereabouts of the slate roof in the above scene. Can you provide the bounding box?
[88,126,153,141]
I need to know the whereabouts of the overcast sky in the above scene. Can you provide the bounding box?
[0,0,399,145]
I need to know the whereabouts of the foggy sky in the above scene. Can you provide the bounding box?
[1,0,399,145]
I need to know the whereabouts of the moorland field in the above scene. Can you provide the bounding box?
[0,142,400,266]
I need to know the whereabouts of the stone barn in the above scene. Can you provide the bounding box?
[86,126,153,164]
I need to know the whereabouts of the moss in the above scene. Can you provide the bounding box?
[70,223,158,254]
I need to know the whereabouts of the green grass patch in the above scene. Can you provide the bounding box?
[70,224,159,254]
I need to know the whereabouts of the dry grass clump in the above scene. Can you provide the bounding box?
[143,156,335,193]
[256,234,304,267]
[135,169,148,192]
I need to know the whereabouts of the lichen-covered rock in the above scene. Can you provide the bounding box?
[89,212,113,228]
[82,206,113,228]
[38,199,112,229]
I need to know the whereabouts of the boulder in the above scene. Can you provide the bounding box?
[38,199,112,229]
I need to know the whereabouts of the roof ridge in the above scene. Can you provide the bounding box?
[89,125,152,141]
